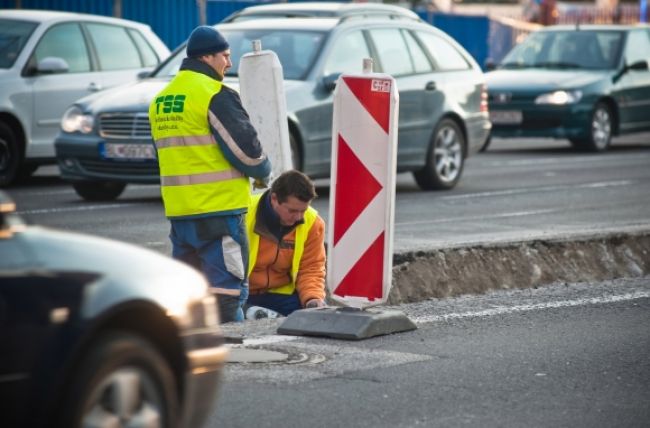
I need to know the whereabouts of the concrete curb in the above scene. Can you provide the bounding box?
[389,229,650,305]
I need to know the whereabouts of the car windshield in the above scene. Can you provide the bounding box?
[499,30,624,70]
[0,19,38,68]
[154,28,326,81]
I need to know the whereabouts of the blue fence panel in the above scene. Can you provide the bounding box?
[419,11,490,70]
[207,0,263,26]
[488,19,514,65]
[122,0,199,49]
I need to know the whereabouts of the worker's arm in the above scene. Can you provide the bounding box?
[208,86,271,179]
[295,216,327,307]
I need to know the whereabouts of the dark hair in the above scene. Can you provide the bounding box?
[271,170,316,203]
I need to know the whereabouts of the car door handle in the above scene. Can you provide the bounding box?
[425,81,437,91]
[88,82,103,92]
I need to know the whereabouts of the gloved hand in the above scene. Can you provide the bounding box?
[252,175,270,189]
[305,299,326,309]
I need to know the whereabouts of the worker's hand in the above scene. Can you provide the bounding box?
[252,175,270,189]
[305,299,326,309]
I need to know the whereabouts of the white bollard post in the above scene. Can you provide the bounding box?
[238,40,292,184]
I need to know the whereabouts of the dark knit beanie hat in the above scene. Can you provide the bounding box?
[187,26,229,57]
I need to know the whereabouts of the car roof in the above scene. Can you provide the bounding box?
[223,1,420,22]
[0,8,150,28]
[218,17,341,32]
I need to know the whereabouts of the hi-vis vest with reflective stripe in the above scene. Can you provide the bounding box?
[149,70,250,218]
[247,193,318,295]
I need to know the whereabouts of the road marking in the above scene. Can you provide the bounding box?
[243,335,299,346]
[481,153,650,167]
[435,180,634,201]
[396,208,559,226]
[17,203,130,215]
[411,291,650,324]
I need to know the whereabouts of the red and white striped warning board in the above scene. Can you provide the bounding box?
[327,70,399,308]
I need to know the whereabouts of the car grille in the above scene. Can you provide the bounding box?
[79,159,160,176]
[99,112,151,139]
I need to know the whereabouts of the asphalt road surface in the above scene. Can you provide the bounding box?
[213,277,650,428]
[8,135,650,254]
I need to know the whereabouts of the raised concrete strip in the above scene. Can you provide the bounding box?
[390,228,650,305]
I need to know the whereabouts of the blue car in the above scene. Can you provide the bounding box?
[0,191,228,428]
[485,24,650,152]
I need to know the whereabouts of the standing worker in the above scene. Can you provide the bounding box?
[149,25,271,323]
[246,170,327,316]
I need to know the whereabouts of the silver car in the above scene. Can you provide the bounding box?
[55,14,490,200]
[0,9,170,186]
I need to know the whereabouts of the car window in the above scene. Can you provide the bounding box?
[323,30,370,75]
[501,30,623,70]
[221,29,326,80]
[368,28,413,76]
[33,23,91,73]
[624,30,650,66]
[403,30,432,73]
[86,23,142,70]
[0,19,38,69]
[128,28,160,67]
[417,31,470,71]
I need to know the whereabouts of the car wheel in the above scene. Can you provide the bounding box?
[413,118,465,190]
[0,122,22,187]
[60,331,178,428]
[571,102,612,152]
[73,181,126,201]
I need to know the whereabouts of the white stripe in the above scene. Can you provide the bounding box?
[331,189,387,285]
[17,204,130,215]
[411,291,650,324]
[396,208,558,226]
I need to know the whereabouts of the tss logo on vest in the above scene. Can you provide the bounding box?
[154,94,186,113]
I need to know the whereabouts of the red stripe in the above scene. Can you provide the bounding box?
[333,135,382,245]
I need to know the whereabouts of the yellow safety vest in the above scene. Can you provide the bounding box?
[149,70,250,218]
[247,193,318,295]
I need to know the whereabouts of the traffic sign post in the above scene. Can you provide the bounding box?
[238,40,293,184]
[278,59,416,340]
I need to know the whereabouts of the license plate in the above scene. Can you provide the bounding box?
[490,110,523,125]
[101,143,156,160]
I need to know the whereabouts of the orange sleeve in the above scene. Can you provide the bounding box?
[295,215,326,306]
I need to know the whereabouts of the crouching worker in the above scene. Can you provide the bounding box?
[246,170,327,316]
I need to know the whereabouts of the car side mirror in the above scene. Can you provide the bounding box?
[613,60,648,83]
[321,73,342,92]
[37,57,69,74]
[484,58,496,71]
[137,69,152,80]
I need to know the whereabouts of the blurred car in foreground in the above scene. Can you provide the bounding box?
[0,190,227,427]
[55,12,490,201]
[485,24,650,152]
[0,9,170,186]
[221,1,421,22]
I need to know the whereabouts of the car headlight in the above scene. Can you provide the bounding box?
[535,90,582,105]
[61,106,94,133]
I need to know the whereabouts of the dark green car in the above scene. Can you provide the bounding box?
[485,24,650,152]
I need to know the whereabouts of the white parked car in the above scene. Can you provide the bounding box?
[0,9,170,186]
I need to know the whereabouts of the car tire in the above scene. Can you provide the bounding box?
[59,331,178,428]
[0,122,22,187]
[73,181,126,201]
[413,118,465,190]
[570,102,612,152]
